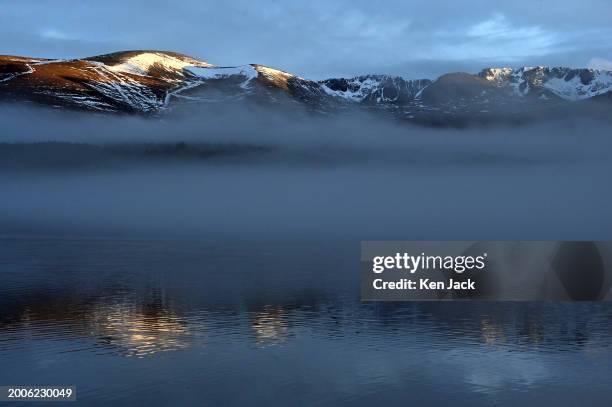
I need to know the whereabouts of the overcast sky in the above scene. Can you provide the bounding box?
[2,0,612,79]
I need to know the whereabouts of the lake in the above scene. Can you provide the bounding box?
[2,118,612,405]
[1,238,612,406]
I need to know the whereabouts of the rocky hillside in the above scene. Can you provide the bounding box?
[1,50,610,125]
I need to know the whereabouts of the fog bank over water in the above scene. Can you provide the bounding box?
[1,105,610,152]
[1,105,611,240]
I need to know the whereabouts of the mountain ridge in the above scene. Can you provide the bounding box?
[1,50,610,125]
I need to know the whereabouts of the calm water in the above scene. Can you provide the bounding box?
[1,238,612,406]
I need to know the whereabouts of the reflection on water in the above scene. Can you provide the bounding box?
[480,318,506,345]
[1,238,612,406]
[92,302,192,357]
[251,307,289,346]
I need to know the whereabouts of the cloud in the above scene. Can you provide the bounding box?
[451,14,558,61]
[467,14,550,42]
[1,1,612,78]
[588,57,612,70]
[40,28,74,41]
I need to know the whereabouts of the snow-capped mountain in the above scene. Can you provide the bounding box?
[0,51,211,112]
[1,50,610,125]
[320,75,431,104]
[0,51,333,113]
[478,66,612,101]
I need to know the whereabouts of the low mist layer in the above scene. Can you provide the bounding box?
[1,104,611,240]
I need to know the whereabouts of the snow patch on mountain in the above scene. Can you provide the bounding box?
[544,70,612,100]
[38,91,116,111]
[87,65,165,112]
[0,65,34,83]
[480,66,612,100]
[107,52,212,76]
[321,77,382,102]
[186,65,259,89]
[320,75,431,104]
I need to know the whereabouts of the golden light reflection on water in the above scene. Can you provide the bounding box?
[251,307,289,346]
[91,303,197,358]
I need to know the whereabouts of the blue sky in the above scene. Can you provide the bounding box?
[1,0,612,79]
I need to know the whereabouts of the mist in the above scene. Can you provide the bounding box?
[1,104,611,241]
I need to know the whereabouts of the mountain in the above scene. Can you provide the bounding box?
[478,66,612,101]
[320,75,431,104]
[1,50,611,125]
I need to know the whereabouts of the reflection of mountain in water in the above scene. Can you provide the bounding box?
[251,307,290,346]
[93,301,193,357]
[2,291,611,357]
[1,239,611,358]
